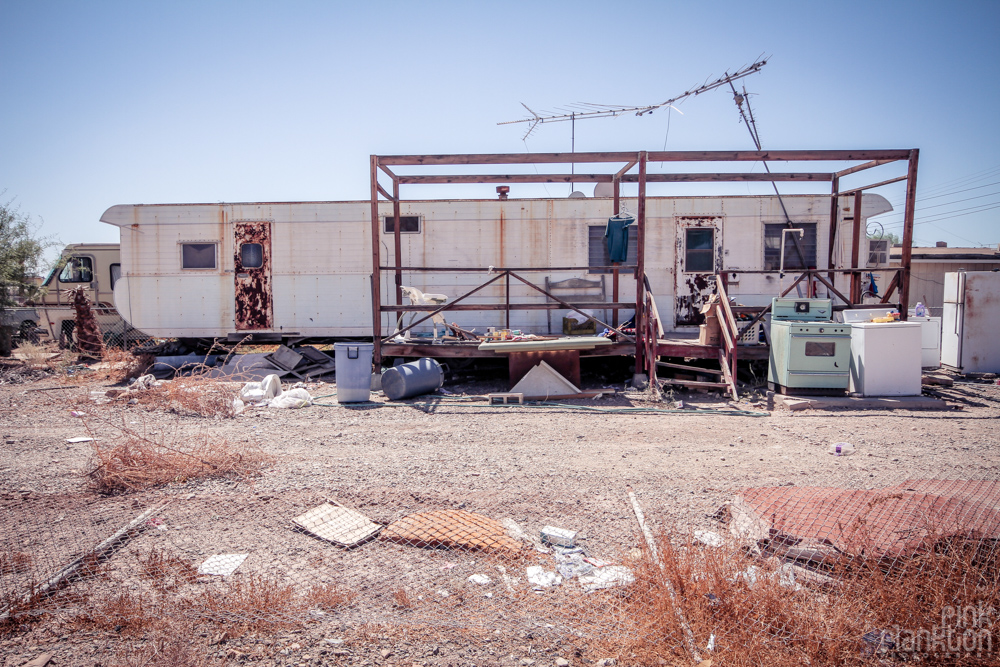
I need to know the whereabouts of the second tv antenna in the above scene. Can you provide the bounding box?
[499,58,768,140]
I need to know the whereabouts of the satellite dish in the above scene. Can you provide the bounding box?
[593,183,613,198]
[568,191,587,199]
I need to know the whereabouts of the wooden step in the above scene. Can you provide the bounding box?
[656,361,724,376]
[658,378,729,389]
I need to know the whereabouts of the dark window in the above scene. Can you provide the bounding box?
[805,341,837,357]
[383,215,421,233]
[684,228,715,272]
[59,257,93,283]
[764,223,818,271]
[181,243,216,269]
[588,225,638,273]
[110,263,121,289]
[240,243,264,268]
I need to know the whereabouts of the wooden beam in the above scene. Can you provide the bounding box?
[397,174,615,185]
[838,174,908,196]
[850,191,863,303]
[827,176,840,291]
[380,302,636,312]
[376,183,394,201]
[377,150,914,166]
[378,164,397,180]
[635,152,647,376]
[835,158,899,178]
[393,177,402,306]
[370,155,382,366]
[624,172,834,183]
[899,149,920,318]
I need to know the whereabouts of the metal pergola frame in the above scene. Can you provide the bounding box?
[370,149,919,374]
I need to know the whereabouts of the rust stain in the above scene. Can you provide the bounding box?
[234,221,273,330]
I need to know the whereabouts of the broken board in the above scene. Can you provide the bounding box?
[510,360,580,399]
[293,502,382,548]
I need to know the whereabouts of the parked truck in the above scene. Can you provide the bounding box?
[1,243,140,347]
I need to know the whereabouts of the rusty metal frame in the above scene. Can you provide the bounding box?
[370,149,919,375]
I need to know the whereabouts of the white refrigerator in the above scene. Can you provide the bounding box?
[849,322,923,396]
[942,271,1000,373]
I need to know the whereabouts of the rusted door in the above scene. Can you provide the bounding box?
[234,222,273,330]
[674,216,724,326]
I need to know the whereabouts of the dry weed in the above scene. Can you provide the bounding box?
[138,549,199,591]
[392,588,413,609]
[13,342,55,368]
[188,575,299,631]
[127,375,239,419]
[585,530,1000,667]
[86,431,271,494]
[0,551,32,575]
[304,582,356,610]
[67,589,163,635]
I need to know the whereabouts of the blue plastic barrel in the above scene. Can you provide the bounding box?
[334,343,374,403]
[381,358,444,400]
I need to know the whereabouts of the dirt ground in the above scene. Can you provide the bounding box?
[1,353,998,667]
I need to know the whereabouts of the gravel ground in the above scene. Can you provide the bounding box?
[1,356,998,667]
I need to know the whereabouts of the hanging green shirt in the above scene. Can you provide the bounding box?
[605,214,634,263]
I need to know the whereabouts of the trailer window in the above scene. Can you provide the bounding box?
[764,223,817,271]
[588,225,637,273]
[684,228,715,272]
[110,264,121,289]
[240,243,264,268]
[181,243,217,269]
[383,215,420,234]
[59,257,94,283]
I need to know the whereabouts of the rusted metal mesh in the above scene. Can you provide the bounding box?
[3,474,998,664]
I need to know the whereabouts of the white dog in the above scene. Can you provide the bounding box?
[400,286,449,339]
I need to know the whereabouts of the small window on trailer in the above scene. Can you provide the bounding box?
[383,215,421,234]
[59,256,94,283]
[763,223,818,271]
[181,243,217,269]
[588,225,637,273]
[109,263,121,289]
[683,228,715,272]
[240,243,264,268]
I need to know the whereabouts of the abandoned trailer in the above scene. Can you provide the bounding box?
[99,150,920,395]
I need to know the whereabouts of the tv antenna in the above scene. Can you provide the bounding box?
[498,57,768,141]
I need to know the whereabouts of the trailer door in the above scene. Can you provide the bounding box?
[234,221,273,330]
[674,216,723,326]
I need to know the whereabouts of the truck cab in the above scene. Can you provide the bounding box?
[34,243,122,345]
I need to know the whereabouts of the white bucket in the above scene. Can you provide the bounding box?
[334,343,374,403]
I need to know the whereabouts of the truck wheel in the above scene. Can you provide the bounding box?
[59,320,76,350]
[19,320,40,345]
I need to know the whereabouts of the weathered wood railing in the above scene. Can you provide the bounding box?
[715,274,739,400]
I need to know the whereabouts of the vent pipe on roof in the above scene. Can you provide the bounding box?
[936,241,948,247]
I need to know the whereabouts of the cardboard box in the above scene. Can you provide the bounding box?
[699,313,721,345]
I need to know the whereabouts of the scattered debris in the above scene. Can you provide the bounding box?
[468,574,492,585]
[578,566,635,592]
[66,436,94,444]
[724,480,1000,559]
[293,502,382,548]
[526,565,562,589]
[198,553,249,576]
[693,530,724,548]
[827,442,855,456]
[381,510,523,552]
[540,525,578,548]
[510,361,582,400]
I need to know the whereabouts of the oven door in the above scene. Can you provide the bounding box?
[787,334,851,372]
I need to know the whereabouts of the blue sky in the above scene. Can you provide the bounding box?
[2,0,998,256]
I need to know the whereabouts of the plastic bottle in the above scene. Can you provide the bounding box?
[828,442,855,456]
[914,302,926,317]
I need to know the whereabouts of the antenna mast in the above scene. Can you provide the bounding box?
[499,58,768,140]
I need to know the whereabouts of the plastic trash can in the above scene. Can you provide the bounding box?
[334,343,374,403]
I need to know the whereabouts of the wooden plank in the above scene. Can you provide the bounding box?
[900,150,919,318]
[834,158,899,178]
[377,149,914,167]
[850,192,863,303]
[397,174,614,184]
[827,177,839,284]
[656,361,724,375]
[624,172,834,182]
[380,302,635,312]
[370,155,382,365]
[837,174,908,196]
[634,152,647,375]
[658,378,729,389]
